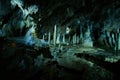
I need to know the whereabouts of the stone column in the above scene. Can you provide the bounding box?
[53,25,57,46]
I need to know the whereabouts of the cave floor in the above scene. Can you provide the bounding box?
[1,42,120,80]
[50,44,120,73]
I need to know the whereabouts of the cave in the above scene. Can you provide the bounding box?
[0,0,120,80]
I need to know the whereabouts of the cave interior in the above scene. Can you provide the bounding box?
[0,0,120,80]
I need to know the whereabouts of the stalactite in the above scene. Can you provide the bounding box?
[11,0,24,12]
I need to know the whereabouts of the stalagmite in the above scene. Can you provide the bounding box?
[42,35,45,40]
[75,33,77,44]
[77,36,79,44]
[80,26,83,44]
[116,29,120,53]
[53,25,57,46]
[56,33,60,44]
[72,34,76,44]
[48,32,51,45]
[72,35,74,44]
[118,33,120,50]
[24,26,36,46]
[62,34,66,44]
[82,26,93,47]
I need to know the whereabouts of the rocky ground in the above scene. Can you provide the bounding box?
[0,41,120,80]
